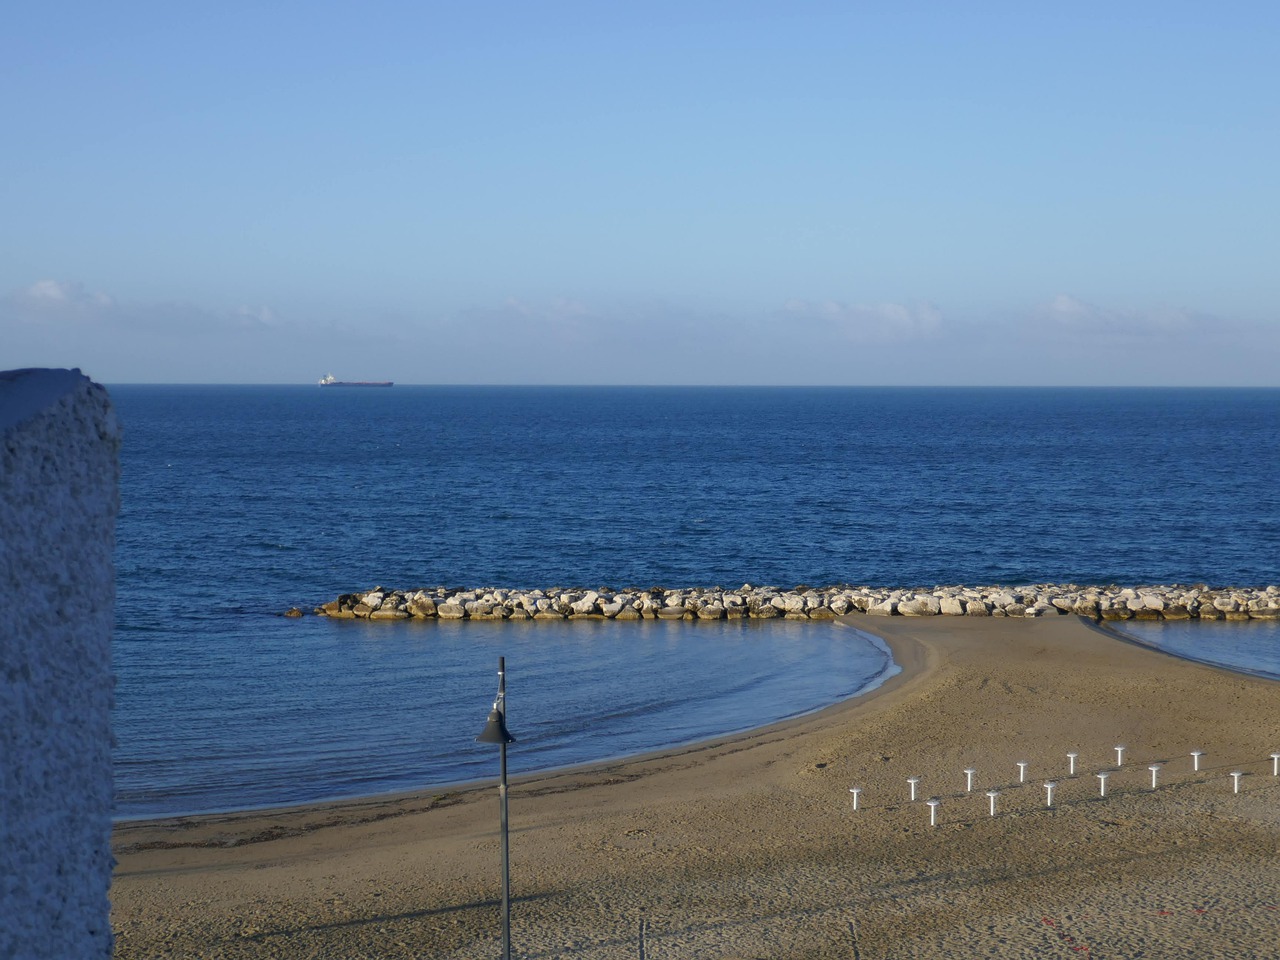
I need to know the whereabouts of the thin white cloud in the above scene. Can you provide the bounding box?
[780,299,944,343]
[983,293,1280,384]
[454,296,730,345]
[233,304,281,329]
[0,279,313,382]
[9,279,114,319]
[6,281,1274,386]
[483,296,599,341]
[1031,293,1201,340]
[3,279,281,337]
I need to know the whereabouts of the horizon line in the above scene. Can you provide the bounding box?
[96,381,1280,390]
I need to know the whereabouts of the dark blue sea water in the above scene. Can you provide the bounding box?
[110,386,1280,817]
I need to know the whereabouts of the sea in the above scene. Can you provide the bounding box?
[109,386,1280,818]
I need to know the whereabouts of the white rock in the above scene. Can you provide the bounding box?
[898,596,941,616]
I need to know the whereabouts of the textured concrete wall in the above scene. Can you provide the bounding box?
[1,369,120,959]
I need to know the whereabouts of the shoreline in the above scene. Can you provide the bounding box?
[110,623,916,846]
[111,616,1280,958]
[113,616,1276,826]
[112,620,900,825]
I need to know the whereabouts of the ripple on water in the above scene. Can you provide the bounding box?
[112,616,895,819]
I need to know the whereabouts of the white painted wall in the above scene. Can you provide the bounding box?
[1,368,120,959]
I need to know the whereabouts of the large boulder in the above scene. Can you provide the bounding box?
[898,596,941,617]
[406,596,437,617]
[1071,599,1100,618]
[1248,600,1280,619]
[782,594,807,614]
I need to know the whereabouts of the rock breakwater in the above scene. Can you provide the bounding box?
[309,583,1280,623]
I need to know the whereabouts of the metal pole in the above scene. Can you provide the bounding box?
[477,656,515,960]
[499,737,510,960]
[498,657,511,960]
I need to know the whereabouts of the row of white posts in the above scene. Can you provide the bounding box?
[848,749,1280,824]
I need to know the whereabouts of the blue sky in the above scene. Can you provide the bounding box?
[3,2,1278,385]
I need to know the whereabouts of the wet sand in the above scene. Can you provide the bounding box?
[111,615,1280,958]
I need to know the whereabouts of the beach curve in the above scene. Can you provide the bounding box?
[111,615,1280,958]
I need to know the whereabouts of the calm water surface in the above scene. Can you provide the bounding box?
[1116,620,1280,680]
[108,386,1280,817]
[113,617,893,818]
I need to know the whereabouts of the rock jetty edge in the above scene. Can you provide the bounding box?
[304,583,1280,623]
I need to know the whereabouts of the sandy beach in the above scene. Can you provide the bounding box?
[111,615,1280,958]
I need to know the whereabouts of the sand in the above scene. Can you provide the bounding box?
[111,616,1280,958]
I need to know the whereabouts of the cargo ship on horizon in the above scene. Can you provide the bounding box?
[318,374,394,387]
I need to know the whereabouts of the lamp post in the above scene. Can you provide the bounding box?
[476,656,516,960]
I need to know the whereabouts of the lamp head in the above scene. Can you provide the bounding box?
[476,707,515,744]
